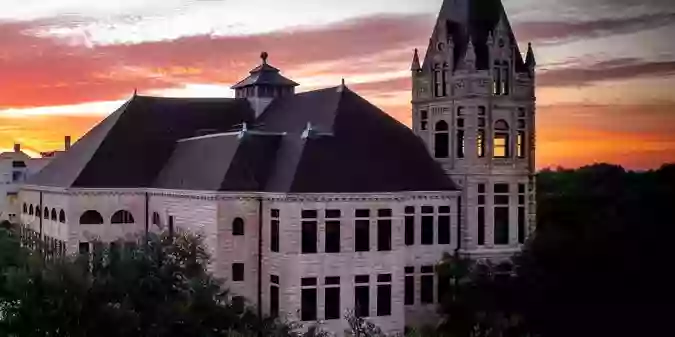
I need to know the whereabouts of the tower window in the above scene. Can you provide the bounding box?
[271,209,280,252]
[420,110,428,130]
[493,61,510,96]
[493,120,511,158]
[434,120,450,159]
[433,64,442,97]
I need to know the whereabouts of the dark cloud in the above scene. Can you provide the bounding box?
[537,58,675,87]
[514,12,675,43]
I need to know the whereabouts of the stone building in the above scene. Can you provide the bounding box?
[18,0,535,334]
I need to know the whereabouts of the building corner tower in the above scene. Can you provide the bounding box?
[411,0,536,260]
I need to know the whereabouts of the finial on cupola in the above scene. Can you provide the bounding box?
[411,48,421,71]
[261,51,269,64]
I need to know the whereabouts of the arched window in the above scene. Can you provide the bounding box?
[434,121,450,159]
[59,210,66,223]
[22,203,27,214]
[80,210,103,225]
[493,61,510,96]
[36,207,41,218]
[111,210,135,224]
[493,120,511,158]
[29,205,33,215]
[44,207,49,219]
[232,217,245,236]
[152,212,162,229]
[51,209,57,221]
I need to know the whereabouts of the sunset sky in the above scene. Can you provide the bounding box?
[0,0,674,169]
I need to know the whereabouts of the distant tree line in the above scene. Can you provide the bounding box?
[0,163,672,337]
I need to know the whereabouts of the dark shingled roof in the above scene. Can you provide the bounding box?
[423,0,529,73]
[28,87,456,193]
[231,62,299,89]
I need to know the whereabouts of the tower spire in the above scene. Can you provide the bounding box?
[463,37,476,71]
[525,42,536,67]
[411,48,421,71]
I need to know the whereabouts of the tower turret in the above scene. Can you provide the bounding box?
[411,48,421,72]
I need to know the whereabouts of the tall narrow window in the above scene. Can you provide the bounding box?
[493,120,510,158]
[325,277,341,320]
[377,209,392,251]
[302,210,318,254]
[478,107,486,158]
[478,183,486,246]
[377,274,392,316]
[501,62,510,95]
[420,266,434,304]
[325,220,341,253]
[168,216,175,238]
[493,61,502,95]
[434,121,450,158]
[404,206,415,246]
[456,108,465,158]
[518,184,526,244]
[404,266,415,305]
[271,209,280,252]
[438,206,451,245]
[517,109,526,159]
[433,64,442,97]
[355,275,370,317]
[494,184,510,245]
[421,206,434,245]
[301,278,317,321]
[270,275,279,317]
[441,63,448,97]
[355,209,370,252]
[420,110,428,131]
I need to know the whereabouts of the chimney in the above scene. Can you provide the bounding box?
[65,136,71,151]
[13,143,20,153]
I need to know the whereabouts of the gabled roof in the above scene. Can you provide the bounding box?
[423,0,529,73]
[29,87,456,193]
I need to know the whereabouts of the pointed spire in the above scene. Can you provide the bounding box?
[411,48,421,71]
[337,78,346,92]
[463,37,476,71]
[526,42,536,67]
[487,31,494,47]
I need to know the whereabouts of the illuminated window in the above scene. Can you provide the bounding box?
[456,107,465,159]
[517,132,525,158]
[493,120,510,158]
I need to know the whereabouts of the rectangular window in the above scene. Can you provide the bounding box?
[477,129,485,158]
[325,277,340,320]
[79,242,89,255]
[518,207,526,244]
[405,215,415,246]
[421,266,434,304]
[438,215,450,245]
[168,216,175,237]
[271,209,280,218]
[325,209,341,219]
[494,207,510,245]
[494,134,509,158]
[478,207,485,246]
[301,278,317,321]
[517,131,526,158]
[404,267,414,305]
[420,110,428,131]
[456,129,465,159]
[301,210,318,219]
[302,221,318,253]
[355,219,370,252]
[271,219,280,252]
[494,195,510,205]
[354,275,370,317]
[270,275,279,317]
[494,183,510,194]
[377,209,392,217]
[421,206,434,214]
[232,263,244,281]
[355,209,370,218]
[377,276,392,316]
[377,219,392,251]
[421,216,434,245]
[325,221,341,253]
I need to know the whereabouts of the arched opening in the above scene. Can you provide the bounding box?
[36,207,41,218]
[59,210,66,223]
[434,121,450,159]
[44,207,49,219]
[29,205,33,215]
[493,120,511,158]
[22,203,27,214]
[232,217,245,236]
[152,212,162,229]
[51,209,57,221]
[111,210,135,224]
[80,210,104,225]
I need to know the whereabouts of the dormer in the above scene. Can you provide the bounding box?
[232,52,299,117]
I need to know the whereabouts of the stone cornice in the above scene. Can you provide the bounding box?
[19,186,460,203]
